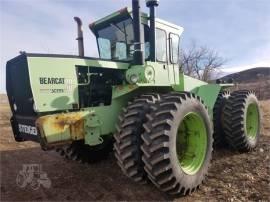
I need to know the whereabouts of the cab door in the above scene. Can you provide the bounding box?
[155,28,169,81]
[168,33,180,85]
[155,19,183,85]
[155,28,180,85]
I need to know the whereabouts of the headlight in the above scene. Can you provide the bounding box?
[130,74,139,84]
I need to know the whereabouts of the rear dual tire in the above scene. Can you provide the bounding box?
[223,90,261,151]
[141,92,213,195]
[213,91,230,147]
[113,94,161,183]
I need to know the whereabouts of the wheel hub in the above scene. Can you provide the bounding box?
[246,103,259,139]
[176,112,208,175]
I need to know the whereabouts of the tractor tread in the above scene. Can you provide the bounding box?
[141,91,213,195]
[113,93,160,183]
[223,90,260,152]
[213,90,230,148]
[55,138,112,164]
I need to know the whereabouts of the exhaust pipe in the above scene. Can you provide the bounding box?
[74,17,84,57]
[146,0,159,62]
[132,0,144,65]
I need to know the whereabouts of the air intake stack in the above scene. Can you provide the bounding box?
[132,0,144,65]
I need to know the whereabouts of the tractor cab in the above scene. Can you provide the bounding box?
[89,7,183,64]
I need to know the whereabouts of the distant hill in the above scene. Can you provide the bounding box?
[219,67,270,100]
[219,67,270,83]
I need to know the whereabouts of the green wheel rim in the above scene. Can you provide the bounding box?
[246,103,259,139]
[176,112,207,175]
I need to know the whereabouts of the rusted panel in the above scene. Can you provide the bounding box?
[70,118,85,140]
[36,111,89,145]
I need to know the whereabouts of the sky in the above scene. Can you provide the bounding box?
[0,0,270,93]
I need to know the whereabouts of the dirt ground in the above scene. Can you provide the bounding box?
[0,101,269,201]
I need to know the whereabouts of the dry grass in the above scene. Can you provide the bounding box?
[260,100,270,136]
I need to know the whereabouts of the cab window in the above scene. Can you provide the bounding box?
[156,28,167,62]
[144,25,150,60]
[169,33,180,64]
[96,18,134,61]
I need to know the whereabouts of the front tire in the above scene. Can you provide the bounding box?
[223,90,261,151]
[114,94,160,183]
[141,92,213,195]
[56,137,112,163]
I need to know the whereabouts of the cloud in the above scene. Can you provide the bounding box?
[1,0,270,93]
[0,0,102,93]
[0,0,134,93]
[221,40,270,73]
[221,61,270,73]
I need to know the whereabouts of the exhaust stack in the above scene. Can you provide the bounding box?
[146,0,159,62]
[132,0,144,65]
[74,17,84,57]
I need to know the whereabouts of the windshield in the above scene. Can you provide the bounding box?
[96,18,150,61]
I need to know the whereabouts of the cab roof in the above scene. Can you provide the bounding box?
[89,7,183,35]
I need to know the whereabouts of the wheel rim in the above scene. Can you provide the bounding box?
[176,112,208,175]
[246,103,259,139]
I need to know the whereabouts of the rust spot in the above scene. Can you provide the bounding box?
[36,112,86,143]
[70,118,84,139]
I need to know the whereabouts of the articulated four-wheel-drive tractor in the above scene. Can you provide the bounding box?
[6,0,261,196]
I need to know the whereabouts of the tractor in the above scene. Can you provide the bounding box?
[6,0,261,196]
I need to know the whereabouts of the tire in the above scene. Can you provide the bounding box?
[141,92,213,195]
[213,91,230,148]
[30,179,40,190]
[114,93,160,183]
[56,137,112,163]
[16,172,27,188]
[223,90,261,151]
